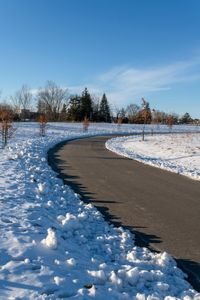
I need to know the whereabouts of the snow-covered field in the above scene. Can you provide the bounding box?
[0,122,199,299]
[106,132,200,181]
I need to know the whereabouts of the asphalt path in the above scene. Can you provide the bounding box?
[48,135,200,291]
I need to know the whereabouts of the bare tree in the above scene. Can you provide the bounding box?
[38,115,47,137]
[11,85,33,121]
[117,117,123,129]
[82,116,90,132]
[11,92,20,113]
[140,98,152,141]
[37,81,68,121]
[166,115,174,132]
[115,107,126,123]
[126,104,140,123]
[0,104,16,147]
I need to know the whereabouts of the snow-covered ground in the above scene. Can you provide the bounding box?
[106,132,200,181]
[0,122,200,299]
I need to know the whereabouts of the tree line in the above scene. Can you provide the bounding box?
[0,82,112,123]
[0,81,199,125]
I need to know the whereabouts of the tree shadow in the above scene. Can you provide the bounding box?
[48,144,162,251]
[0,279,41,292]
[176,259,200,291]
[165,154,200,161]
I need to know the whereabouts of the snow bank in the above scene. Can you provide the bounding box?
[0,122,199,299]
[106,133,200,181]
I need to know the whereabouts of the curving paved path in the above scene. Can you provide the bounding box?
[48,135,200,291]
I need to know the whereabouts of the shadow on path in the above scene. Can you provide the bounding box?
[48,138,200,291]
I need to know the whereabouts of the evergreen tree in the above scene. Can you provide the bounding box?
[92,99,100,122]
[99,93,111,122]
[66,95,81,121]
[80,88,93,120]
[180,112,192,124]
[61,103,67,113]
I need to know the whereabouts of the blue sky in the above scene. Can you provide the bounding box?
[0,0,200,117]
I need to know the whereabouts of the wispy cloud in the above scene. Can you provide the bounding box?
[30,57,200,109]
[68,57,200,108]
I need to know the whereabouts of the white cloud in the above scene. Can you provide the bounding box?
[68,57,200,108]
[30,57,200,111]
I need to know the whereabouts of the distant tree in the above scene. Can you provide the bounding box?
[92,97,100,122]
[151,109,156,123]
[138,98,152,125]
[117,117,123,129]
[60,103,67,121]
[168,113,179,125]
[82,116,90,132]
[115,107,128,123]
[38,115,47,137]
[179,112,192,124]
[66,95,82,121]
[99,93,111,122]
[80,88,93,121]
[0,104,16,147]
[37,81,68,121]
[126,104,140,123]
[138,98,152,140]
[166,115,175,131]
[11,85,33,121]
[151,109,166,125]
[37,99,46,115]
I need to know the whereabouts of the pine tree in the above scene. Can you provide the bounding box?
[80,88,93,120]
[99,93,111,122]
[67,96,81,121]
[180,112,192,124]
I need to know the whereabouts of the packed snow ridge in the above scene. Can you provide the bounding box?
[106,132,200,181]
[0,122,199,299]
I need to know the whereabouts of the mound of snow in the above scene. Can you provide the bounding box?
[41,228,58,249]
